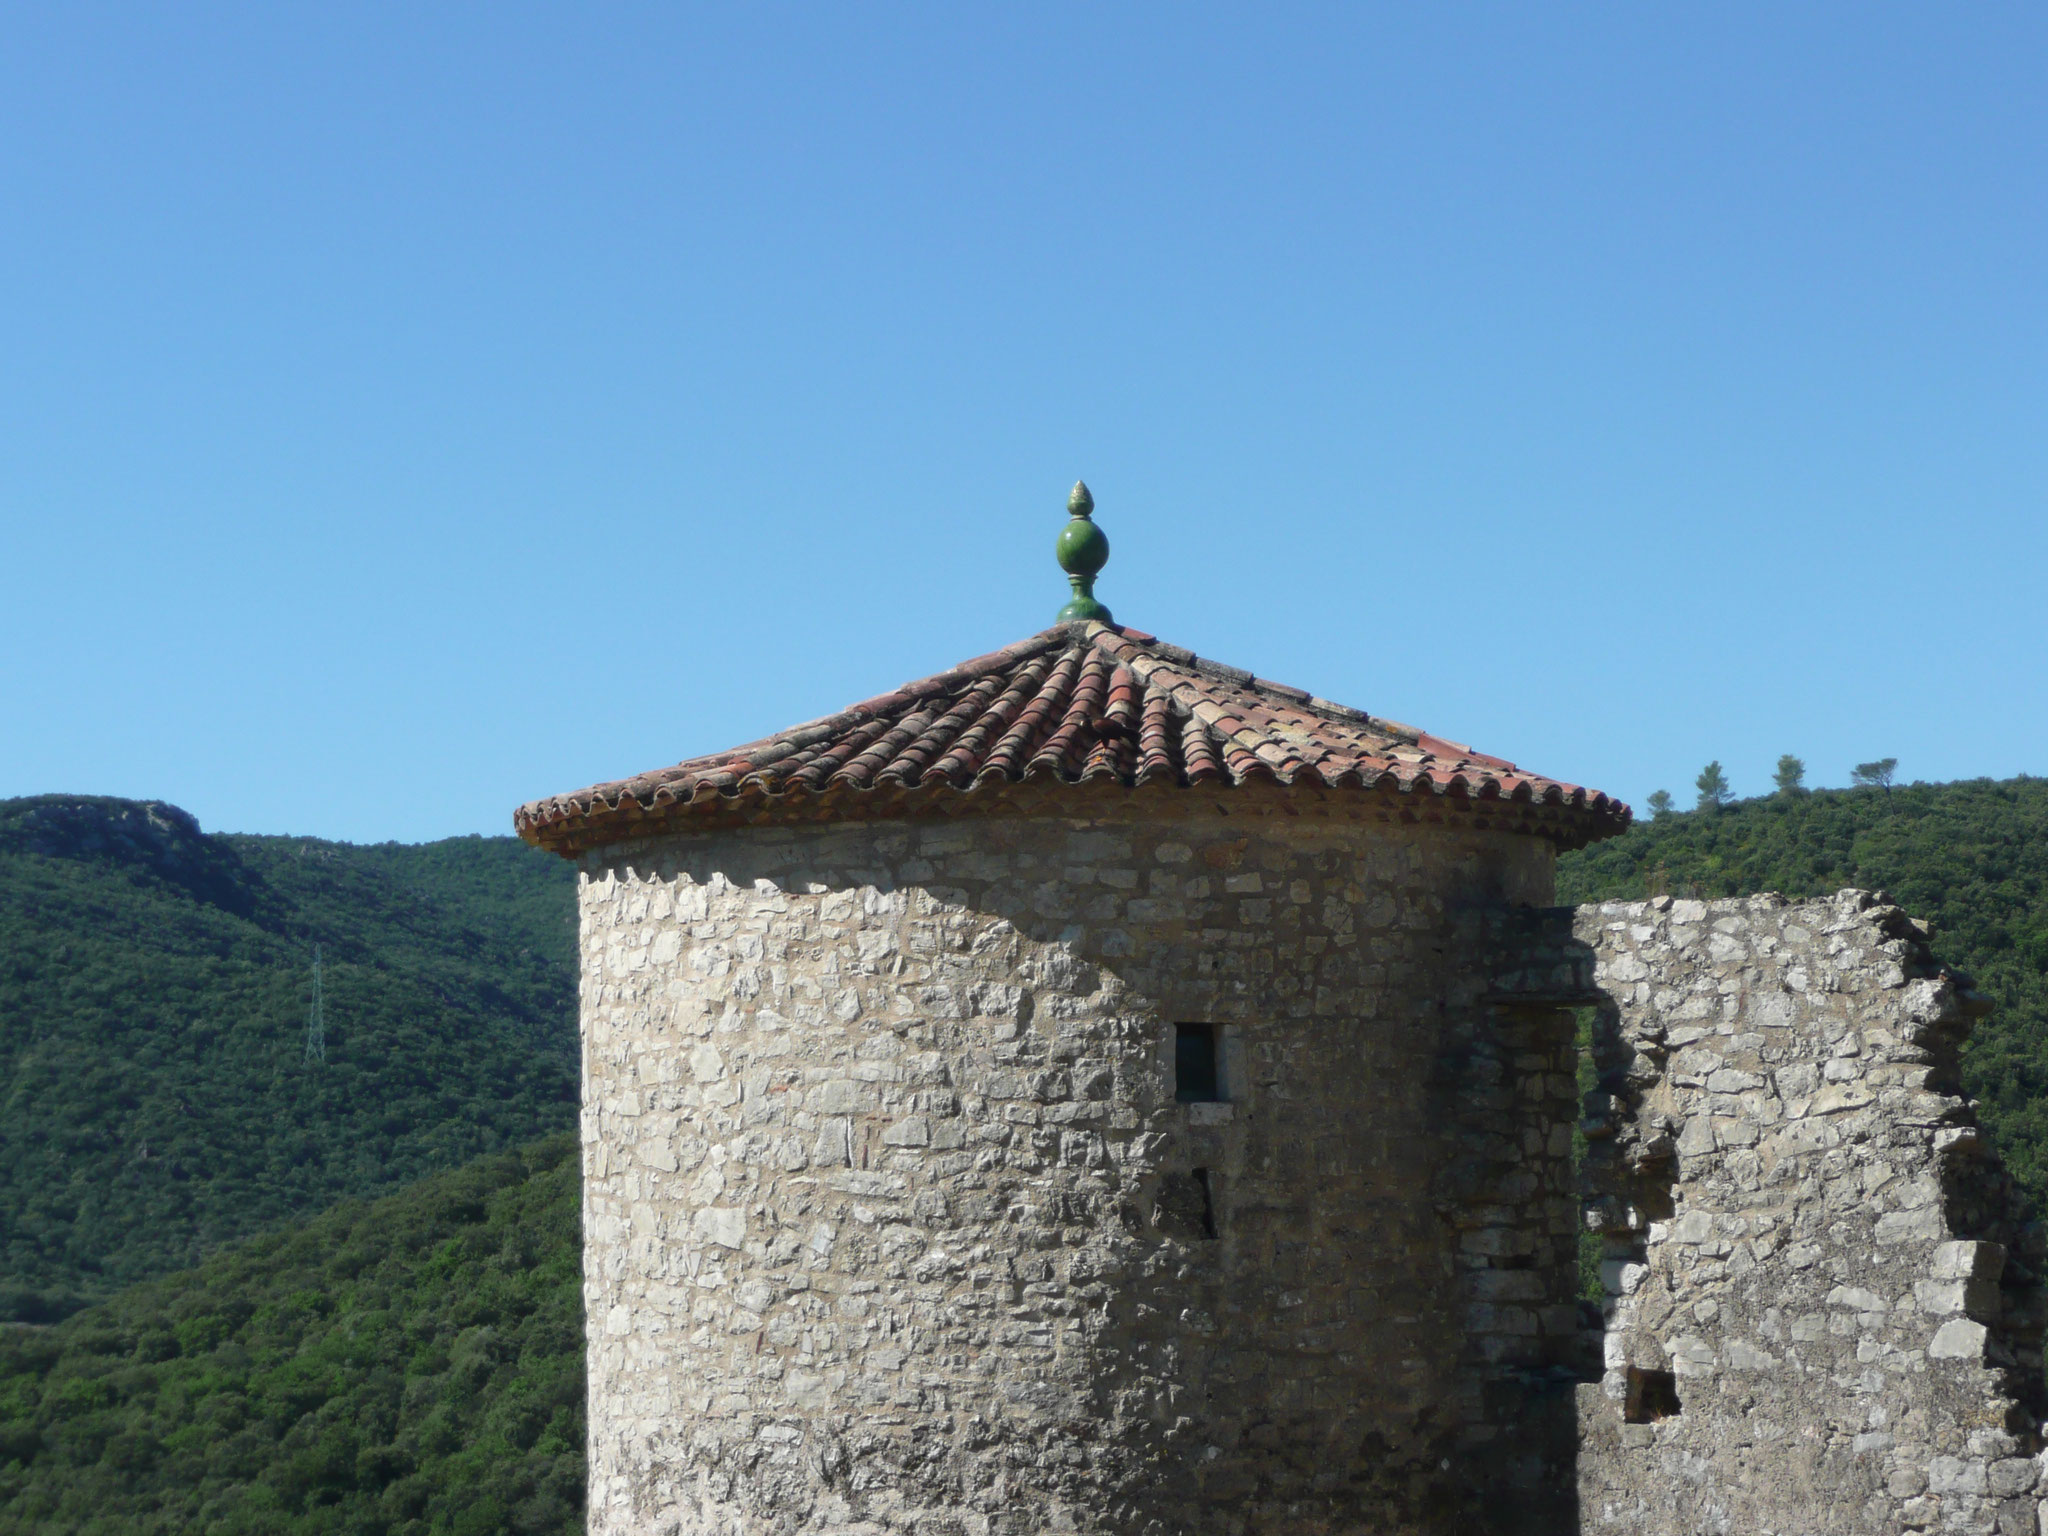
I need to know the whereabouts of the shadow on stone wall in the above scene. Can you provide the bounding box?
[1461,902,1608,1535]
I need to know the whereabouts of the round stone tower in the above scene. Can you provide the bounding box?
[516,487,1628,1536]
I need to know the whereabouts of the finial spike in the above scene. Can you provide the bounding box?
[1054,479,1112,626]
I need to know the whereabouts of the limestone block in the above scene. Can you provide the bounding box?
[1930,1319,1990,1360]
[1879,1207,1948,1244]
[1935,1240,2008,1282]
[1930,1455,1989,1495]
[1988,1458,2039,1497]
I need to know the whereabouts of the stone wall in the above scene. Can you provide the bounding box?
[1567,893,2047,1536]
[572,791,2048,1536]
[572,793,1582,1536]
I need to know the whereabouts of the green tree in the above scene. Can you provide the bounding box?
[1695,761,1732,811]
[1645,790,1674,819]
[1853,758,1899,791]
[1774,755,1806,795]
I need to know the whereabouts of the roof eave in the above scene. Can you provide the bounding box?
[514,772,1630,860]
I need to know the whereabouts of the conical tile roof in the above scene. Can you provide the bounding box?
[515,621,1629,854]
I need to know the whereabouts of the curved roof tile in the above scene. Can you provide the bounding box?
[514,622,1631,853]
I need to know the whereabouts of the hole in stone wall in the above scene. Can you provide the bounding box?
[1152,1169,1220,1241]
[1624,1367,1681,1423]
[1634,1180,1675,1225]
[1176,1023,1223,1102]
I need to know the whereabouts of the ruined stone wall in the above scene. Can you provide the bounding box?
[1570,893,2048,1536]
[573,795,1579,1536]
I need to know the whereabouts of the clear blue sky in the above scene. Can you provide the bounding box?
[3,6,2042,844]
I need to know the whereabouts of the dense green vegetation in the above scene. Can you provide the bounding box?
[1558,776,2048,1200]
[0,1136,583,1536]
[0,796,578,1322]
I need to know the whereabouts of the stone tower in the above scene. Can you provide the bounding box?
[516,486,1630,1534]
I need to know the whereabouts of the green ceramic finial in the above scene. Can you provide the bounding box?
[1055,480,1112,625]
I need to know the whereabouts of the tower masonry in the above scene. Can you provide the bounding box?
[517,486,2048,1535]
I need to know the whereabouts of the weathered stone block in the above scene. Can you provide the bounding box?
[1935,1240,2008,1282]
[1930,1319,1991,1360]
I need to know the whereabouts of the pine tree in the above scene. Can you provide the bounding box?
[1852,758,1898,791]
[1774,755,1806,795]
[1695,762,1733,811]
[1646,790,1674,819]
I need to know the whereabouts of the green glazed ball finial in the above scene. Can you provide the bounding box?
[1055,480,1112,625]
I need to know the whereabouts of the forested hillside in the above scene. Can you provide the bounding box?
[1557,775,2048,1199]
[0,797,578,1322]
[0,1137,582,1536]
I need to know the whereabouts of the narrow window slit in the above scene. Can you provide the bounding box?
[1193,1167,1218,1240]
[1176,1023,1223,1102]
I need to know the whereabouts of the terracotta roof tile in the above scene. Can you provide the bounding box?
[515,622,1631,853]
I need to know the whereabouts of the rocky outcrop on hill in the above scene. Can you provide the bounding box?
[0,795,259,916]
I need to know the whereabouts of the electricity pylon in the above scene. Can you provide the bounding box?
[305,944,326,1064]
